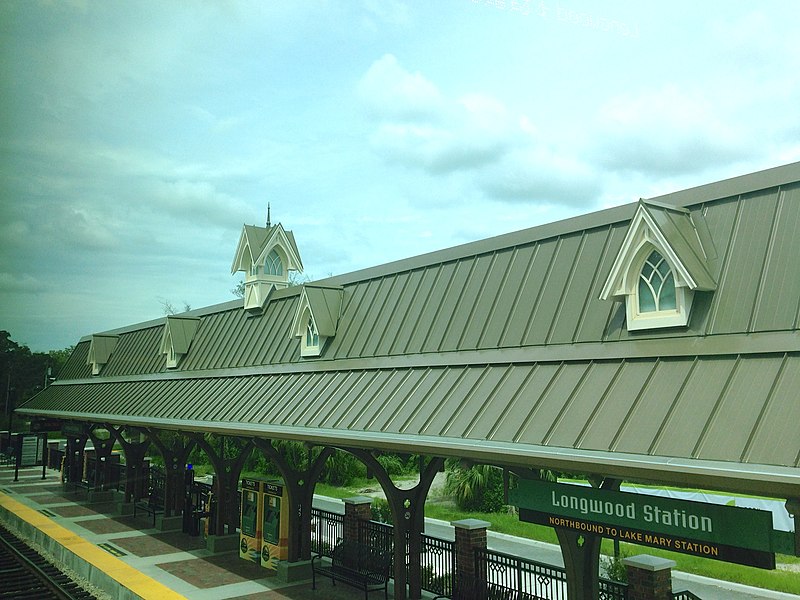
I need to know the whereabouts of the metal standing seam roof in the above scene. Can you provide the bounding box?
[19,162,800,497]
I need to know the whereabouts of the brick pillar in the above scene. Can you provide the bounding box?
[624,555,676,600]
[452,518,491,600]
[343,496,372,543]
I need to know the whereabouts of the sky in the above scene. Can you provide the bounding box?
[2,1,799,352]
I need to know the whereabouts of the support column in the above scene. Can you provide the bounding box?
[107,426,150,503]
[190,434,252,536]
[64,433,88,488]
[147,429,195,517]
[86,428,115,491]
[624,555,676,600]
[343,496,373,543]
[555,528,602,600]
[452,519,490,600]
[252,439,333,562]
[345,449,444,600]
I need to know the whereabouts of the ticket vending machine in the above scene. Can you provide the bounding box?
[239,478,263,563]
[260,480,289,571]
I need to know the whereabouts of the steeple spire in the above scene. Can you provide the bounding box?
[266,203,271,228]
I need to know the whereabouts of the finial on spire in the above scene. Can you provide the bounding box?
[266,203,271,228]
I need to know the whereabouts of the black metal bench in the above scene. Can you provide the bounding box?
[133,488,164,526]
[65,478,92,493]
[312,538,391,600]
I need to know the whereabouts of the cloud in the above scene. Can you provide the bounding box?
[357,53,445,121]
[358,55,601,206]
[479,148,601,206]
[0,272,47,294]
[587,85,751,176]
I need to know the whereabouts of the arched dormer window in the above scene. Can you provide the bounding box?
[305,314,319,350]
[638,250,676,313]
[265,249,283,276]
[600,201,717,332]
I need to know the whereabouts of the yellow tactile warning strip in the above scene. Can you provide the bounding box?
[0,492,186,600]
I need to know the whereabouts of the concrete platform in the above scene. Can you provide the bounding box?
[0,465,377,600]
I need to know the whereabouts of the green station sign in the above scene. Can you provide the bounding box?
[510,480,794,569]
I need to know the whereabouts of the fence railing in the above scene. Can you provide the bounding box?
[472,548,629,600]
[421,532,455,598]
[672,591,703,600]
[310,507,343,557]
[475,547,569,600]
[359,518,396,563]
[599,576,629,600]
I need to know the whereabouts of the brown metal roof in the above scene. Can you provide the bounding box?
[21,349,800,496]
[19,162,800,497]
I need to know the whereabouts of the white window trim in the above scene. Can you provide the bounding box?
[300,310,324,357]
[625,244,693,331]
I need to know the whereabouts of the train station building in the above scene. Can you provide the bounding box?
[14,162,800,599]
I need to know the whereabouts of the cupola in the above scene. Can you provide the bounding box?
[231,210,303,313]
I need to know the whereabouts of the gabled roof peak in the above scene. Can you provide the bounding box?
[600,201,716,303]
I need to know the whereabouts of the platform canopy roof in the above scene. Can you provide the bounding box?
[19,162,800,498]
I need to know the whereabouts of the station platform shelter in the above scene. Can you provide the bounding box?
[0,464,390,600]
[14,163,800,599]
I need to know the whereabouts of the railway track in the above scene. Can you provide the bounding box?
[0,522,99,600]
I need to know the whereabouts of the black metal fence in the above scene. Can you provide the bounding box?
[473,548,629,600]
[311,507,343,557]
[672,591,703,600]
[475,547,569,600]
[358,518,395,563]
[421,532,455,598]
[311,510,457,597]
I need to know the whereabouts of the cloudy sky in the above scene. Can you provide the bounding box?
[2,1,799,352]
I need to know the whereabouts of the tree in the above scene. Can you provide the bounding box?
[231,271,312,299]
[158,298,192,315]
[444,461,506,513]
[1,331,74,430]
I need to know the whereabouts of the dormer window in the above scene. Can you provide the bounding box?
[304,314,320,356]
[86,334,119,376]
[638,250,676,313]
[291,284,343,358]
[160,316,200,369]
[265,249,283,276]
[600,200,716,332]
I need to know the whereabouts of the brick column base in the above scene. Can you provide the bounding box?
[343,496,372,543]
[624,554,676,600]
[452,518,490,600]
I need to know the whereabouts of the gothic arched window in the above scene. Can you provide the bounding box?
[265,249,283,276]
[638,250,676,313]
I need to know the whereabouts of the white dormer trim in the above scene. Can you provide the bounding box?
[600,201,716,331]
[291,285,343,357]
[86,334,119,376]
[160,316,200,369]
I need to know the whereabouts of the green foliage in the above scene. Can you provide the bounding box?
[371,498,392,523]
[375,453,417,476]
[601,551,629,583]
[444,461,506,513]
[1,331,74,430]
[320,449,366,486]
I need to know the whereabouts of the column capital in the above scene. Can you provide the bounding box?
[343,495,373,506]
[624,554,677,572]
[451,518,491,531]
